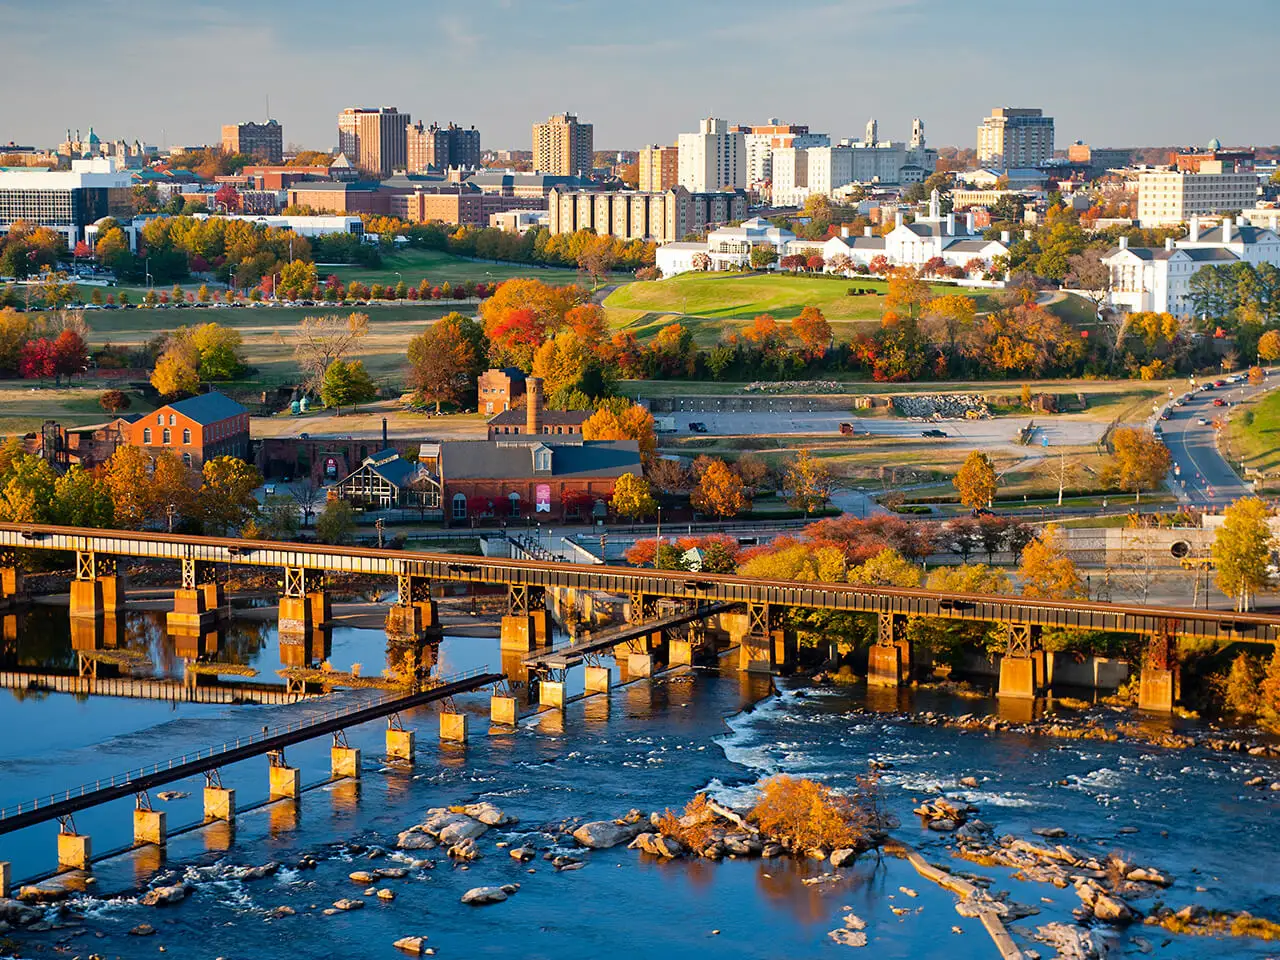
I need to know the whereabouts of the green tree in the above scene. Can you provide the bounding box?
[278,259,318,298]
[610,472,657,520]
[52,465,114,527]
[316,498,356,544]
[1212,496,1276,612]
[953,451,999,510]
[321,359,377,413]
[749,246,777,270]
[0,454,58,522]
[199,456,262,534]
[784,449,832,515]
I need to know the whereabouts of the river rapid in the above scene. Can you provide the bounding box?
[1,609,1278,960]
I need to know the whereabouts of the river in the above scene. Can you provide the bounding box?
[1,606,1277,959]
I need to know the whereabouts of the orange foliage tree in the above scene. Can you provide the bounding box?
[792,306,833,359]
[748,775,879,851]
[581,400,657,462]
[479,278,587,369]
[691,459,749,518]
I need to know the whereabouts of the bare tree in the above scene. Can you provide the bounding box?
[292,312,369,394]
[1035,449,1084,506]
[1112,529,1161,604]
[290,479,324,528]
[1065,250,1113,316]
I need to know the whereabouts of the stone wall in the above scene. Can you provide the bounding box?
[892,393,989,419]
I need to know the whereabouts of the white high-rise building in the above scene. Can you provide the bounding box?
[770,120,935,206]
[677,117,745,192]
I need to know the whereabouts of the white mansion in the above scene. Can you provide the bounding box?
[1101,215,1280,315]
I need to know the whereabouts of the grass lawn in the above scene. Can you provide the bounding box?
[322,248,623,288]
[0,383,159,436]
[1228,388,1280,475]
[602,272,993,346]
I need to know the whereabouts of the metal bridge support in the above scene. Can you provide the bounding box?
[668,620,707,668]
[57,819,92,871]
[868,612,910,687]
[387,574,440,640]
[726,603,783,673]
[267,750,301,800]
[501,584,551,652]
[997,623,1044,700]
[133,795,167,848]
[69,550,124,619]
[168,560,223,634]
[1138,624,1179,714]
[279,567,330,639]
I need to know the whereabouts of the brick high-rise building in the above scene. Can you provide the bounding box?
[407,121,481,172]
[338,107,410,177]
[220,120,283,164]
[532,112,593,175]
[638,144,679,192]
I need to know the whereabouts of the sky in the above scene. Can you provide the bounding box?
[2,0,1276,153]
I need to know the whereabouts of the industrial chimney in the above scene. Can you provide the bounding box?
[525,377,544,436]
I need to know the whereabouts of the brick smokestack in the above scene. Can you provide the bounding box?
[525,376,543,435]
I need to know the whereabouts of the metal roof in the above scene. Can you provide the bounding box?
[165,391,246,426]
[441,439,640,480]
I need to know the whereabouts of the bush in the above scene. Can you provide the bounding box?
[748,774,880,852]
[655,794,719,850]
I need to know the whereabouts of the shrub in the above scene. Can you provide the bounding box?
[655,793,719,850]
[748,774,879,852]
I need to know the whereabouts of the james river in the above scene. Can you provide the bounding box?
[1,605,1278,959]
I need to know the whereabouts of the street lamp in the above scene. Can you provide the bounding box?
[654,505,663,568]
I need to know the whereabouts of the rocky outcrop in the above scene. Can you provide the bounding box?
[573,819,647,849]
[139,884,188,907]
[394,936,428,955]
[461,883,519,905]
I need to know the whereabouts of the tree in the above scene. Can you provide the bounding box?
[691,459,749,518]
[577,236,617,289]
[321,359,377,413]
[1017,525,1084,599]
[1064,250,1112,314]
[52,329,88,380]
[581,400,657,463]
[736,452,770,491]
[315,498,356,544]
[784,449,833,516]
[1258,329,1280,366]
[99,389,131,415]
[1106,427,1171,502]
[278,259,317,299]
[100,446,152,528]
[19,338,56,380]
[953,451,999,510]
[922,294,977,369]
[214,183,241,213]
[52,465,113,527]
[648,457,692,494]
[150,452,199,530]
[792,306,832,359]
[199,456,262,534]
[0,455,58,522]
[1212,496,1275,612]
[847,547,922,587]
[532,331,612,405]
[610,472,657,520]
[151,349,200,399]
[1037,450,1083,507]
[407,313,479,413]
[292,312,370,395]
[749,246,777,270]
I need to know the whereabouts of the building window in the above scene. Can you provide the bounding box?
[182,453,191,466]
[183,428,191,444]
[452,493,467,520]
[156,414,163,425]
[143,428,152,444]
[162,428,171,444]
[168,415,175,426]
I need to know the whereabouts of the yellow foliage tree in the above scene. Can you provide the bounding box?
[738,543,849,583]
[784,448,833,515]
[609,472,657,520]
[847,548,921,587]
[1258,329,1280,365]
[691,459,749,519]
[150,348,199,399]
[1212,496,1275,612]
[953,450,999,510]
[581,402,657,462]
[748,775,877,852]
[1106,427,1171,502]
[1017,525,1084,599]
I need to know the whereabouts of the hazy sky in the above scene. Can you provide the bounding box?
[2,0,1276,152]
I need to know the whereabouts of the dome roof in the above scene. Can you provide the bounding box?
[1207,137,1222,150]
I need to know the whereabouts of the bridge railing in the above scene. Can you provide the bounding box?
[0,665,490,822]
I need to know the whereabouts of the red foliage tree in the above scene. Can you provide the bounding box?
[19,338,57,379]
[806,254,825,272]
[868,254,890,275]
[52,329,88,377]
[214,184,241,212]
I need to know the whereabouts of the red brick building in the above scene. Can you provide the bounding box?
[484,375,590,439]
[126,392,250,469]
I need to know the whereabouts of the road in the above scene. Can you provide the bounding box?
[1156,372,1274,507]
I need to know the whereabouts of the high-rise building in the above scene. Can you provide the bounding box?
[976,107,1054,168]
[221,120,283,164]
[1136,163,1258,227]
[407,122,482,173]
[638,144,679,192]
[338,107,411,177]
[532,112,593,175]
[733,121,827,186]
[677,117,745,193]
[546,186,748,243]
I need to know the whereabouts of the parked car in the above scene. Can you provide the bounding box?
[839,422,855,435]
[921,429,948,438]
[1196,417,1209,425]
[1213,398,1226,407]
[688,422,708,433]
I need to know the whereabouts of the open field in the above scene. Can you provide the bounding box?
[1227,388,1280,475]
[322,248,621,288]
[0,383,160,436]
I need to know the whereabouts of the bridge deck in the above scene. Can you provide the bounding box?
[1,523,1277,643]
[0,667,502,836]
[0,670,308,705]
[524,603,733,669]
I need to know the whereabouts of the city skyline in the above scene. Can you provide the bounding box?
[2,0,1278,152]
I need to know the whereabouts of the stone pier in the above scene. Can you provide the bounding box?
[490,695,518,727]
[997,623,1044,700]
[540,679,567,709]
[0,860,10,898]
[331,746,361,779]
[70,575,125,619]
[584,665,611,695]
[386,728,415,760]
[168,587,216,634]
[868,613,910,687]
[724,611,774,674]
[279,591,330,638]
[1138,666,1177,713]
[440,712,468,743]
[268,764,301,801]
[133,809,167,847]
[57,832,92,871]
[628,653,655,677]
[203,786,235,822]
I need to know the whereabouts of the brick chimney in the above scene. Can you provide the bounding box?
[525,376,544,435]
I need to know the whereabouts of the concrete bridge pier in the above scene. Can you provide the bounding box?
[387,574,441,640]
[386,724,415,761]
[279,567,330,639]
[133,807,167,848]
[0,548,25,606]
[1138,629,1179,713]
[331,743,361,779]
[868,613,911,687]
[268,753,301,801]
[57,830,92,871]
[203,786,236,822]
[539,677,567,709]
[584,665,611,695]
[490,694,518,727]
[725,605,783,674]
[501,583,553,653]
[0,860,10,897]
[440,711,469,743]
[997,623,1045,700]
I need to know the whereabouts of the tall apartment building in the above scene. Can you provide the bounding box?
[220,120,283,164]
[338,107,411,177]
[1136,162,1258,227]
[976,107,1054,168]
[733,121,828,186]
[677,118,745,192]
[407,122,481,173]
[532,112,593,175]
[771,121,935,206]
[638,144,679,192]
[546,186,748,243]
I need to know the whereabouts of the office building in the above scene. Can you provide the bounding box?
[677,118,745,192]
[771,119,935,206]
[532,112,593,175]
[1136,163,1258,227]
[733,121,827,186]
[638,144,680,192]
[976,107,1055,168]
[406,121,481,173]
[337,107,411,177]
[221,120,283,164]
[1065,142,1131,177]
[0,157,133,247]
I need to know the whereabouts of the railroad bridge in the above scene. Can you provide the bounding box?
[1,522,1277,717]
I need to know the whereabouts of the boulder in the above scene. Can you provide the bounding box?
[959,776,979,788]
[827,928,868,947]
[437,818,489,846]
[377,889,396,901]
[378,867,410,879]
[830,848,858,868]
[652,835,685,859]
[461,886,508,905]
[270,906,296,919]
[1034,922,1106,960]
[333,898,365,911]
[447,838,481,861]
[394,936,428,955]
[927,818,957,832]
[0,900,41,927]
[572,820,646,849]
[422,811,472,837]
[509,846,536,862]
[1091,892,1135,924]
[463,802,515,826]
[155,791,188,801]
[349,871,375,884]
[1126,868,1171,887]
[128,924,157,936]
[396,828,438,850]
[140,884,188,907]
[1033,826,1067,838]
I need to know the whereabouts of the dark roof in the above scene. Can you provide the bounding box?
[486,408,591,427]
[1192,225,1274,245]
[1104,246,1174,261]
[288,179,382,192]
[166,391,247,425]
[365,449,420,487]
[1180,247,1239,262]
[944,239,999,252]
[441,439,640,481]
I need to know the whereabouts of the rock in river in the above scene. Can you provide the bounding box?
[394,936,428,955]
[140,884,188,907]
[572,819,646,849]
[461,884,519,905]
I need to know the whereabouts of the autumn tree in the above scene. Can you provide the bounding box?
[407,313,479,413]
[691,459,749,518]
[953,450,999,510]
[1064,249,1112,315]
[792,306,833,359]
[99,390,131,415]
[1017,525,1084,599]
[577,236,617,289]
[922,294,977,370]
[610,472,657,520]
[0,455,58,522]
[100,446,152,527]
[315,498,356,544]
[884,270,933,322]
[292,312,370,395]
[199,456,262,534]
[648,457,692,494]
[532,331,613,406]
[1212,496,1276,612]
[581,399,657,462]
[321,359,377,413]
[1106,427,1171,502]
[150,348,200,399]
[784,449,833,515]
[846,547,922,587]
[278,259,318,299]
[1258,329,1280,366]
[479,278,586,369]
[53,465,113,527]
